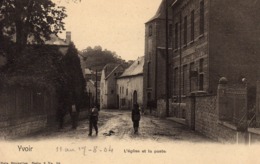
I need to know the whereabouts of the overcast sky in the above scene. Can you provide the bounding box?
[55,0,162,61]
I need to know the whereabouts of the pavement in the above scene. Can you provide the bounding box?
[19,109,212,143]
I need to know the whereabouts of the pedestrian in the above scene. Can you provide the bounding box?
[57,104,66,129]
[88,105,99,136]
[140,104,145,115]
[132,103,141,134]
[70,104,79,129]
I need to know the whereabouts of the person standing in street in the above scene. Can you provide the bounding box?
[88,105,99,136]
[70,104,79,129]
[132,103,141,134]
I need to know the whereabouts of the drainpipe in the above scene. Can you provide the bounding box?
[165,0,170,117]
[178,10,182,116]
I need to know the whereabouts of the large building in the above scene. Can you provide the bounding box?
[171,0,260,97]
[143,0,260,117]
[143,0,174,109]
[117,57,144,110]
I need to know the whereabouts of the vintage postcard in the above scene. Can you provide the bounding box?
[0,0,260,163]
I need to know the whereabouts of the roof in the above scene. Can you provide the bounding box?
[85,68,92,74]
[146,0,175,24]
[119,56,144,78]
[103,63,121,79]
[44,34,68,46]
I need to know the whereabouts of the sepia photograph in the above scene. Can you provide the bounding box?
[0,0,260,163]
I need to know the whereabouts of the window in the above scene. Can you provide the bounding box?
[183,65,188,95]
[175,22,179,49]
[184,16,188,45]
[169,24,173,38]
[191,10,195,41]
[199,58,204,72]
[149,25,153,36]
[169,23,173,45]
[147,62,151,88]
[111,90,114,94]
[121,98,126,106]
[189,62,195,92]
[174,67,178,95]
[200,0,205,35]
[126,89,128,96]
[199,74,204,90]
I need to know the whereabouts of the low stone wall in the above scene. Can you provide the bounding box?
[156,99,174,117]
[0,115,47,139]
[188,95,248,143]
[194,95,218,139]
[248,128,260,144]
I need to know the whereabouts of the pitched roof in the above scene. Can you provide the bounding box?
[103,63,121,79]
[43,34,68,46]
[85,68,92,74]
[119,56,144,78]
[146,0,175,23]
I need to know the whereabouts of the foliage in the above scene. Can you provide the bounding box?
[1,42,86,108]
[62,43,86,107]
[81,46,131,71]
[0,0,67,52]
[0,45,65,92]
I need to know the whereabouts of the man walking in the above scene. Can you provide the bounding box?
[132,103,141,134]
[88,105,99,136]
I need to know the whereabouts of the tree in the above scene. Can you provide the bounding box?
[0,0,67,51]
[81,46,132,71]
[62,43,86,107]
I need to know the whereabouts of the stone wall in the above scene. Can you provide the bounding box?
[156,99,175,118]
[0,87,56,138]
[180,79,250,143]
[190,94,248,143]
[0,115,47,139]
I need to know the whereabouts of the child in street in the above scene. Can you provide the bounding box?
[132,103,141,134]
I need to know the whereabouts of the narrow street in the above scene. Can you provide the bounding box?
[22,110,212,143]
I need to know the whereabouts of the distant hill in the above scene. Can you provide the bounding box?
[80,46,134,71]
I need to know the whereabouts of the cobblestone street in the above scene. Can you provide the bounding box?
[22,110,212,143]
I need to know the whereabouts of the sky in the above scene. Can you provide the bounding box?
[54,0,162,61]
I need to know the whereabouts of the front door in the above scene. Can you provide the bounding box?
[133,91,137,105]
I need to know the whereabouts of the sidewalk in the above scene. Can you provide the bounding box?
[166,117,186,126]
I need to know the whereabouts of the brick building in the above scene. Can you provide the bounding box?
[171,0,260,99]
[143,0,174,109]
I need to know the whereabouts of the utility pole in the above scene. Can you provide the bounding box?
[165,0,170,117]
[95,69,98,106]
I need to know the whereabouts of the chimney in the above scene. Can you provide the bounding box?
[66,31,71,44]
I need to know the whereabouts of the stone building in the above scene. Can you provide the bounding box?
[171,0,260,97]
[143,0,174,109]
[100,64,124,109]
[170,0,260,117]
[117,57,144,110]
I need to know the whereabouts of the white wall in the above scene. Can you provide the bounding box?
[117,75,143,110]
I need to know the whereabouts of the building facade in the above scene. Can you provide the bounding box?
[85,68,101,107]
[143,0,174,109]
[100,64,124,109]
[171,0,260,116]
[117,57,144,110]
